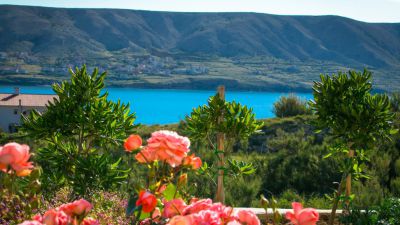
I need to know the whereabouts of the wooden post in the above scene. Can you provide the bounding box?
[215,85,225,203]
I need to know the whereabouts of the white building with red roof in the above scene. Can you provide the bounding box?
[0,88,57,132]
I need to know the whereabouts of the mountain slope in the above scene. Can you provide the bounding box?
[0,5,399,91]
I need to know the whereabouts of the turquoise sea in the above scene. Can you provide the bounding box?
[0,86,313,125]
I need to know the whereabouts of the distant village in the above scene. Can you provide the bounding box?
[0,52,209,77]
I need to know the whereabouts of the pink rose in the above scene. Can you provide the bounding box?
[226,221,241,225]
[163,199,187,218]
[19,221,43,225]
[58,199,92,217]
[42,209,70,225]
[81,217,100,225]
[0,142,33,176]
[147,130,190,167]
[167,215,196,225]
[193,210,222,225]
[136,190,157,213]
[286,202,319,225]
[124,134,142,152]
[135,147,157,163]
[234,209,260,225]
[182,154,202,170]
[182,198,213,215]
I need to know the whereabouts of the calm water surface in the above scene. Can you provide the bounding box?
[0,86,312,125]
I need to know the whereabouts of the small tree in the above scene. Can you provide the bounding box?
[22,65,136,197]
[183,86,263,203]
[310,69,396,225]
[273,94,311,118]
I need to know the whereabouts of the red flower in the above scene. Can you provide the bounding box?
[136,190,157,213]
[124,134,142,152]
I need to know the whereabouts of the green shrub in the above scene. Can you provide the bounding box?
[273,94,311,118]
[22,66,136,197]
[390,92,400,112]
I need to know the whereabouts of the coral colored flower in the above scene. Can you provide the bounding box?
[167,215,195,225]
[19,221,43,225]
[193,210,222,225]
[124,134,142,152]
[182,198,213,215]
[135,147,157,163]
[147,130,190,167]
[0,142,33,176]
[163,199,187,218]
[286,202,319,225]
[81,217,100,225]
[58,199,92,217]
[226,221,241,225]
[136,190,157,213]
[234,209,261,225]
[183,154,202,170]
[42,209,70,225]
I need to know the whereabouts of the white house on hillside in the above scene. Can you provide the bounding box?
[0,88,57,132]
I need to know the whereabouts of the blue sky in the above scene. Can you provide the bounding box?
[1,0,400,23]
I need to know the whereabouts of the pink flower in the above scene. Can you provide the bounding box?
[124,134,142,152]
[182,198,213,215]
[285,202,319,225]
[234,209,260,225]
[163,199,187,218]
[136,190,157,213]
[135,147,157,163]
[167,215,196,225]
[58,199,92,217]
[19,221,43,225]
[81,217,100,225]
[147,130,190,167]
[0,142,33,176]
[226,221,241,225]
[182,154,202,170]
[42,209,70,225]
[193,210,222,225]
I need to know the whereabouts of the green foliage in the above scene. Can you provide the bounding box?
[184,94,263,146]
[376,198,400,225]
[273,94,311,118]
[390,92,400,112]
[21,65,136,197]
[310,69,395,149]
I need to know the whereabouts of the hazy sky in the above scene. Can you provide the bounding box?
[1,0,400,23]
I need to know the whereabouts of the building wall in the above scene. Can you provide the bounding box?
[0,105,46,132]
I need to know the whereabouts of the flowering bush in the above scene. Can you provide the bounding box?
[19,199,99,225]
[124,130,261,225]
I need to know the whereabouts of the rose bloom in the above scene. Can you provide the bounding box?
[286,202,319,225]
[182,154,202,170]
[0,142,33,176]
[167,215,196,225]
[183,198,213,215]
[234,209,261,225]
[163,199,187,218]
[42,209,70,225]
[135,147,157,163]
[18,221,43,225]
[124,134,142,152]
[81,217,100,225]
[146,130,190,167]
[136,190,157,213]
[58,199,92,217]
[193,210,222,225]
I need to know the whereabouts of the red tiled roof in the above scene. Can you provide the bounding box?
[0,94,57,107]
